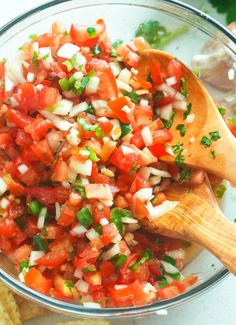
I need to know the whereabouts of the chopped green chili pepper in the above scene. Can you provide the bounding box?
[77,208,94,228]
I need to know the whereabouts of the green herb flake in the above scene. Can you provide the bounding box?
[120,123,132,138]
[161,112,175,129]
[113,254,128,269]
[234,219,236,223]
[183,103,192,120]
[86,104,95,114]
[180,77,188,98]
[19,260,30,272]
[176,124,186,137]
[175,151,185,167]
[64,280,74,288]
[209,131,220,141]
[92,44,102,56]
[201,136,212,147]
[33,234,48,251]
[75,185,87,199]
[179,167,191,182]
[211,150,216,160]
[84,266,95,272]
[215,184,227,199]
[111,208,124,235]
[63,60,74,72]
[218,106,226,117]
[163,255,176,266]
[172,142,183,154]
[29,34,37,41]
[86,146,100,162]
[87,27,96,38]
[129,163,137,174]
[112,39,123,49]
[95,224,102,235]
[124,90,140,104]
[77,208,94,228]
[32,51,39,66]
[158,276,168,288]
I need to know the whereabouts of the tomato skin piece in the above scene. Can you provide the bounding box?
[19,83,38,111]
[79,244,100,261]
[100,261,115,277]
[8,109,33,128]
[38,87,59,109]
[153,129,173,144]
[54,159,69,182]
[158,285,179,300]
[0,61,5,105]
[108,97,130,123]
[98,68,118,101]
[15,129,33,147]
[30,139,54,165]
[230,126,236,137]
[0,133,11,149]
[130,175,149,194]
[109,147,140,174]
[24,117,54,141]
[130,129,145,149]
[149,143,167,158]
[25,268,52,295]
[150,59,163,85]
[36,251,68,267]
[167,59,182,85]
[26,186,69,206]
[57,201,77,227]
[101,223,119,245]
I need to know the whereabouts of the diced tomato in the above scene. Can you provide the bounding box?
[8,109,33,128]
[79,244,100,261]
[182,274,198,287]
[98,68,118,100]
[70,20,105,44]
[109,146,140,173]
[7,179,25,196]
[0,133,11,149]
[158,285,179,300]
[98,121,113,133]
[132,197,148,219]
[8,245,32,264]
[42,224,63,239]
[25,268,52,295]
[0,235,12,252]
[108,284,134,302]
[108,97,130,123]
[84,271,102,286]
[150,59,163,85]
[54,159,69,182]
[49,235,74,253]
[57,201,77,227]
[38,87,59,109]
[149,142,167,158]
[26,186,69,205]
[230,126,236,137]
[19,83,38,111]
[100,261,115,277]
[36,251,68,267]
[130,129,145,149]
[0,61,5,105]
[130,175,149,194]
[155,95,173,108]
[130,280,156,306]
[167,59,182,88]
[153,129,173,144]
[0,219,19,238]
[15,129,33,147]
[148,259,162,277]
[101,223,119,245]
[24,117,54,141]
[133,232,159,253]
[30,139,54,165]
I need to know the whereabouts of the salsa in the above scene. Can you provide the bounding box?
[0,19,233,308]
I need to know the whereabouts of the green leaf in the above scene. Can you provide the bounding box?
[84,266,95,272]
[176,124,186,137]
[33,234,48,251]
[183,103,192,120]
[77,208,94,228]
[161,112,175,129]
[209,131,220,141]
[112,39,123,49]
[218,106,226,117]
[200,136,212,147]
[211,150,216,160]
[172,142,183,154]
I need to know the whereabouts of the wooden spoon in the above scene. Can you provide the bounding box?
[138,49,236,184]
[140,177,236,275]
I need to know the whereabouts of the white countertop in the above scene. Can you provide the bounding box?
[1,1,236,324]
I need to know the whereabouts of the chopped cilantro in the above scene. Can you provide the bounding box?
[124,90,140,104]
[211,150,216,159]
[120,123,132,138]
[201,136,212,147]
[130,248,154,271]
[92,44,102,56]
[163,255,176,266]
[84,266,95,272]
[19,260,30,272]
[218,106,226,117]
[209,131,220,141]
[158,276,168,288]
[75,185,87,199]
[176,124,186,137]
[172,142,183,154]
[86,104,95,114]
[183,241,192,248]
[153,91,164,100]
[209,0,236,24]
[183,103,192,120]
[129,163,137,174]
[175,151,185,167]
[215,184,227,199]
[180,77,188,98]
[94,224,102,235]
[42,53,50,61]
[64,280,74,288]
[33,234,48,251]
[180,167,191,182]
[112,39,123,49]
[161,112,175,129]
[29,34,37,41]
[150,197,157,204]
[113,254,128,269]
[32,51,39,66]
[234,219,236,223]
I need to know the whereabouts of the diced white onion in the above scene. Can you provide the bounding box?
[17,164,28,175]
[69,158,92,176]
[125,223,140,232]
[141,126,153,146]
[138,167,151,180]
[85,184,113,201]
[189,136,196,144]
[99,218,109,226]
[136,89,149,95]
[74,267,83,279]
[112,233,122,243]
[121,105,131,114]
[29,251,45,266]
[0,198,10,210]
[143,282,157,294]
[116,79,132,92]
[9,96,19,107]
[140,99,149,107]
[6,60,26,85]
[66,127,80,146]
[83,302,101,308]
[149,176,161,185]
[75,279,89,293]
[110,61,121,77]
[186,113,196,124]
[160,104,173,121]
[158,83,176,97]
[99,199,114,207]
[122,217,138,224]
[55,202,61,221]
[101,168,115,178]
[133,188,153,202]
[69,102,89,117]
[72,53,87,68]
[102,242,120,260]
[165,145,175,157]
[118,68,131,84]
[70,224,87,236]
[174,91,185,101]
[121,145,135,155]
[27,72,35,83]
[31,42,39,55]
[91,99,107,110]
[166,76,177,86]
[114,284,128,290]
[173,101,187,111]
[150,167,171,178]
[146,200,179,220]
[0,177,8,196]
[38,47,54,69]
[86,228,99,241]
[85,76,100,95]
[40,110,73,131]
[161,261,180,274]
[57,43,80,59]
[37,207,47,229]
[62,181,70,189]
[166,248,186,260]
[110,119,121,140]
[52,99,73,116]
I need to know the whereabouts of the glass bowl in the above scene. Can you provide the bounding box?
[0,0,235,319]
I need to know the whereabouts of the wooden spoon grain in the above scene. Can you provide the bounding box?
[140,177,236,275]
[138,49,236,184]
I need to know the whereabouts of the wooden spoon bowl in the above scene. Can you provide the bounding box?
[138,50,236,184]
[140,177,236,275]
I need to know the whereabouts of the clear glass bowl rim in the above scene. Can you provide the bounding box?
[0,0,234,318]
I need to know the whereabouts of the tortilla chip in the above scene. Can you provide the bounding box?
[0,301,14,325]
[54,321,110,325]
[16,300,48,321]
[0,282,22,325]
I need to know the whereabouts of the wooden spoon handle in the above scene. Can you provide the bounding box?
[142,194,236,275]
